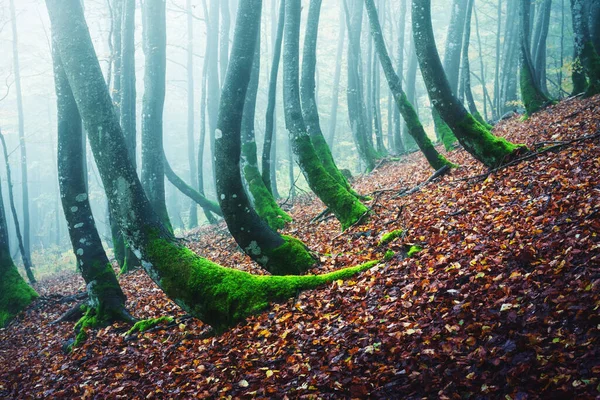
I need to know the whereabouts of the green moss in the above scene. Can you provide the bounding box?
[456,114,527,168]
[263,235,316,275]
[433,108,457,151]
[146,237,379,332]
[384,250,395,261]
[406,245,423,257]
[582,41,600,98]
[379,229,404,246]
[243,164,292,231]
[293,134,369,230]
[126,316,174,336]
[311,134,360,198]
[473,112,493,130]
[520,64,552,115]
[0,263,38,328]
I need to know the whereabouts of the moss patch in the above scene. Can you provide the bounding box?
[379,229,404,246]
[126,316,174,336]
[263,235,317,275]
[406,245,423,257]
[384,250,395,261]
[0,264,38,328]
[146,237,380,332]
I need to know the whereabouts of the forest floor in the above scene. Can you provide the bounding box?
[1,96,600,399]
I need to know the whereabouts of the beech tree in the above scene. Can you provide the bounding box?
[45,0,374,333]
[285,0,368,229]
[412,0,525,168]
[571,0,600,97]
[364,0,454,171]
[53,44,132,340]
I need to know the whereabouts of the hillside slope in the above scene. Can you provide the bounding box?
[1,96,599,398]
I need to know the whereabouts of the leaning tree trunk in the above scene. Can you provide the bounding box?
[286,0,368,230]
[412,0,525,168]
[364,0,454,171]
[301,0,358,198]
[53,45,133,341]
[262,0,285,197]
[8,0,32,269]
[0,169,37,328]
[215,2,314,275]
[533,0,552,94]
[45,0,375,333]
[519,0,552,115]
[0,133,35,284]
[241,30,292,232]
[571,0,600,97]
[141,0,171,231]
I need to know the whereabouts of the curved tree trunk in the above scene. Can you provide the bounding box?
[286,0,368,230]
[53,46,133,338]
[519,0,552,115]
[45,0,375,333]
[412,0,524,168]
[262,0,285,198]
[141,0,171,230]
[241,29,292,231]
[364,0,454,171]
[0,170,37,328]
[301,0,358,197]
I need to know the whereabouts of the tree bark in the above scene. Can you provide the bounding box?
[326,2,345,149]
[141,0,171,230]
[571,0,600,96]
[412,0,525,168]
[186,0,199,228]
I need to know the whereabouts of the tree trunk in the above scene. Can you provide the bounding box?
[207,0,221,196]
[53,46,132,336]
[286,0,368,230]
[0,168,37,328]
[8,0,32,270]
[493,0,502,119]
[403,38,419,151]
[364,0,454,171]
[186,0,199,228]
[412,0,525,168]
[0,133,35,284]
[344,0,378,171]
[571,0,600,96]
[301,0,358,197]
[241,29,292,232]
[219,0,230,86]
[326,2,345,149]
[392,0,406,155]
[262,0,285,198]
[533,0,552,94]
[141,0,171,230]
[519,0,552,115]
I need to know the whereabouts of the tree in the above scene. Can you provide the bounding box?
[53,44,133,341]
[326,2,345,149]
[364,0,454,171]
[185,0,198,228]
[412,0,525,168]
[216,4,313,275]
[519,0,552,115]
[262,0,285,198]
[8,0,32,270]
[571,0,600,97]
[0,169,37,328]
[241,27,292,231]
[344,0,378,171]
[0,132,35,284]
[285,0,368,230]
[45,0,375,333]
[532,0,552,94]
[141,0,171,230]
[392,0,407,155]
[301,0,358,197]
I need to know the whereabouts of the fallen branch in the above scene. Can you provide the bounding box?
[395,165,452,198]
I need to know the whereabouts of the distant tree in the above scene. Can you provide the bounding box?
[344,0,378,171]
[364,0,454,171]
[412,0,525,168]
[392,0,407,155]
[0,132,35,284]
[519,0,552,115]
[53,45,133,338]
[45,0,373,332]
[206,0,220,191]
[301,0,359,197]
[532,0,552,94]
[8,0,32,269]
[141,0,171,230]
[185,0,198,228]
[285,0,368,229]
[326,2,345,149]
[570,0,600,96]
[219,0,230,86]
[0,168,37,328]
[262,0,285,198]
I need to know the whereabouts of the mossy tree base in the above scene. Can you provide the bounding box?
[146,237,379,332]
[126,316,173,336]
[0,265,38,328]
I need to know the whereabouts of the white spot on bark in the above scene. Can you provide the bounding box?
[71,206,79,212]
[215,129,223,139]
[220,194,226,200]
[75,193,88,202]
[246,241,261,255]
[76,248,84,255]
[74,223,84,229]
